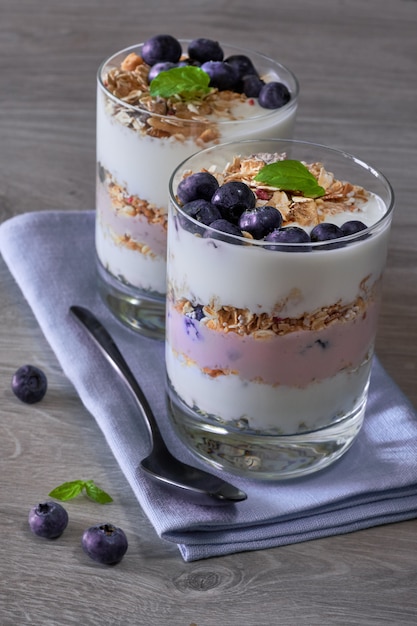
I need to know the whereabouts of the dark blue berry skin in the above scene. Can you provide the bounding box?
[179,199,222,234]
[200,61,239,91]
[264,226,311,252]
[82,523,128,565]
[28,501,69,539]
[340,220,368,236]
[188,38,224,63]
[184,317,200,340]
[224,54,258,79]
[148,61,177,82]
[192,304,205,321]
[12,364,47,404]
[203,219,244,244]
[211,181,256,224]
[178,58,201,68]
[258,82,291,109]
[310,222,345,249]
[177,171,219,205]
[242,75,265,97]
[239,205,283,239]
[141,34,182,66]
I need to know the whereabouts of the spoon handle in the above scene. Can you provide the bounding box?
[69,305,158,443]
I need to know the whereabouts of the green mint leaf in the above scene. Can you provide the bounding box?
[84,480,113,504]
[254,160,326,198]
[48,479,113,503]
[48,480,84,501]
[149,65,211,99]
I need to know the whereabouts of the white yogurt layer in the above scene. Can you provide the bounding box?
[96,89,298,209]
[166,192,389,318]
[166,345,372,433]
[95,221,167,294]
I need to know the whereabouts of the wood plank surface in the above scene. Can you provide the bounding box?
[1,0,416,624]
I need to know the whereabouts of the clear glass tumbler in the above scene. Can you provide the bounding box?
[95,41,299,338]
[166,138,394,479]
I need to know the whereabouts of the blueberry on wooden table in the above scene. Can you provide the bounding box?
[12,364,47,404]
[81,523,128,565]
[28,502,69,539]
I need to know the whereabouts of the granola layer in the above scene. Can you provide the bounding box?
[181,153,370,232]
[103,53,268,144]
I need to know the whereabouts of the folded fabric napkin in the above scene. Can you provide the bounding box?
[1,210,417,562]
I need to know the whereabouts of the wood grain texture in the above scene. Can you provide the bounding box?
[1,0,416,624]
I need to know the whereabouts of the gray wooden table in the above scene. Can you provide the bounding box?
[1,1,416,624]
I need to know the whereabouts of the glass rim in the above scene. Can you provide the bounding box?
[97,39,300,125]
[168,138,395,249]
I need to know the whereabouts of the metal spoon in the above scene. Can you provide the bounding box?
[69,306,247,505]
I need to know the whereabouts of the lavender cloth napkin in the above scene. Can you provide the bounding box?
[1,210,417,562]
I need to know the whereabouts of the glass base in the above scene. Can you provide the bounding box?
[96,260,165,340]
[166,382,367,480]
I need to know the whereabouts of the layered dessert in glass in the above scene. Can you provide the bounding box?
[96,35,299,337]
[166,139,394,479]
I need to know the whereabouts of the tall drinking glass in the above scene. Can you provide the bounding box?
[166,139,394,479]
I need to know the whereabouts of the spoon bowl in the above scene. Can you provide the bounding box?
[69,306,247,505]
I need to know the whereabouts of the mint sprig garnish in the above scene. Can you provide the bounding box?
[254,160,326,198]
[149,65,211,100]
[48,480,113,504]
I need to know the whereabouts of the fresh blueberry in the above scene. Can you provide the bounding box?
[28,501,69,539]
[200,61,239,91]
[192,304,205,321]
[141,34,182,66]
[239,205,283,239]
[177,171,219,204]
[211,181,256,224]
[264,226,311,251]
[203,219,244,244]
[258,82,291,109]
[148,61,177,82]
[188,38,224,63]
[310,222,344,249]
[224,54,258,79]
[12,364,47,404]
[81,523,128,565]
[179,199,222,234]
[340,220,368,236]
[242,74,265,97]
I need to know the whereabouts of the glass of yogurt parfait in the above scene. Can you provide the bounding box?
[96,34,299,338]
[166,138,394,480]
